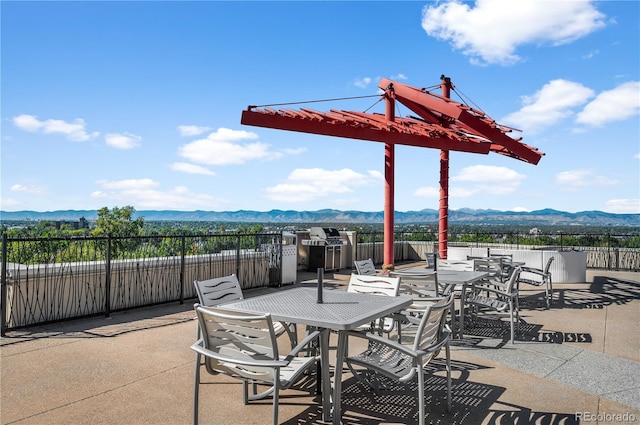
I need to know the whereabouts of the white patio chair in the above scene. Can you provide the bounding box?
[388,271,441,342]
[347,273,401,335]
[425,253,438,270]
[519,256,554,309]
[354,258,378,276]
[344,293,454,425]
[191,305,320,425]
[194,275,297,347]
[461,266,522,344]
[470,257,507,282]
[389,271,439,299]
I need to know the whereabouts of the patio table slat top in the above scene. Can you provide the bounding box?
[220,287,412,331]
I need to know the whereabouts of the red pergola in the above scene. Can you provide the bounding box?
[241,76,544,264]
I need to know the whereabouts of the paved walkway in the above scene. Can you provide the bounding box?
[1,268,639,424]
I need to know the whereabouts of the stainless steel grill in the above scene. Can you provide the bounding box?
[302,227,346,271]
[303,227,346,246]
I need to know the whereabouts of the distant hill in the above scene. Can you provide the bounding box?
[2,208,639,226]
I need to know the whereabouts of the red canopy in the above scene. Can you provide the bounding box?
[241,77,543,263]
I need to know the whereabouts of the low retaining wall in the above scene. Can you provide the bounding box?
[447,247,587,283]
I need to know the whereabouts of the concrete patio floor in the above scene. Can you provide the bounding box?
[2,267,639,425]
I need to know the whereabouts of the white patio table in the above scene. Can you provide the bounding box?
[220,286,413,424]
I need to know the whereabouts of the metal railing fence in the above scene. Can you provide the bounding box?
[355,231,640,271]
[1,232,284,334]
[2,230,638,334]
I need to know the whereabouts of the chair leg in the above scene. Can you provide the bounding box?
[417,365,425,425]
[193,353,201,425]
[547,277,553,309]
[272,379,279,425]
[242,381,249,404]
[509,302,515,344]
[445,342,452,412]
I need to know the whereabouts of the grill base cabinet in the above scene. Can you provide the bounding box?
[308,245,342,272]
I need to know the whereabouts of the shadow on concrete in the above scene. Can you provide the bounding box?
[282,358,578,424]
[557,276,639,309]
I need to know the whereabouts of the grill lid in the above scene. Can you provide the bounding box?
[309,227,340,240]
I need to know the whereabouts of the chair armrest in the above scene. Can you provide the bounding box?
[284,329,321,361]
[520,266,547,276]
[191,341,289,368]
[422,327,451,355]
[467,284,516,298]
[473,279,508,289]
[346,330,419,357]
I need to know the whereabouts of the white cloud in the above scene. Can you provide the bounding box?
[11,184,44,194]
[354,77,372,88]
[414,186,439,198]
[452,165,526,194]
[12,114,99,141]
[170,162,215,175]
[414,165,525,198]
[0,198,22,209]
[91,178,228,210]
[555,169,618,191]
[178,127,283,165]
[265,168,380,203]
[178,125,211,137]
[281,147,307,155]
[390,73,408,81]
[422,0,606,65]
[575,81,640,127]
[502,80,594,133]
[95,178,158,190]
[105,132,142,149]
[604,199,640,214]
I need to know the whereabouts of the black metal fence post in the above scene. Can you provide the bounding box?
[105,236,111,318]
[607,233,612,270]
[1,234,8,336]
[235,234,241,281]
[179,235,186,304]
[279,231,284,286]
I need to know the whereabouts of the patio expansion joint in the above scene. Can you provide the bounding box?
[521,344,583,378]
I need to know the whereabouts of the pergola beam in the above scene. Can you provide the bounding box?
[241,109,492,154]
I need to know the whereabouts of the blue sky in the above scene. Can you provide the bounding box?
[2,1,639,214]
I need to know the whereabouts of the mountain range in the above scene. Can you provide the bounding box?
[2,208,639,226]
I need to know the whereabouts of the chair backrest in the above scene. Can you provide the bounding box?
[472,258,504,279]
[354,259,377,276]
[194,304,279,382]
[347,274,400,297]
[490,254,513,261]
[412,293,454,362]
[544,256,555,274]
[388,271,438,298]
[503,266,522,293]
[437,259,474,271]
[425,253,437,270]
[194,275,244,307]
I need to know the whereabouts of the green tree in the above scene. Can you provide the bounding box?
[91,206,145,258]
[91,206,144,237]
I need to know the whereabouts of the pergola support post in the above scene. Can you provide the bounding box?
[438,76,453,260]
[384,85,395,268]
